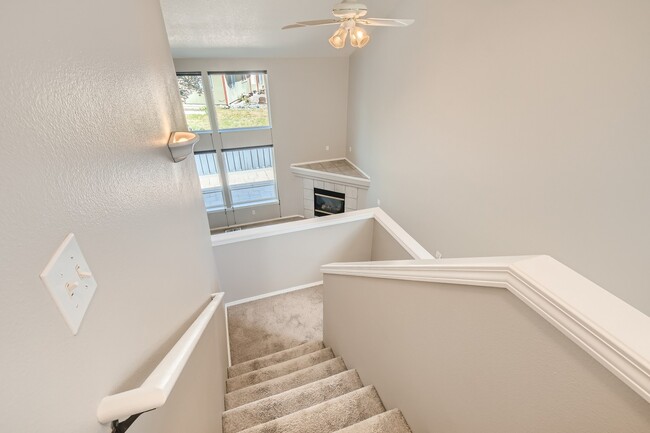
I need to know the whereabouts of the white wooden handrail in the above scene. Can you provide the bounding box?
[321,256,650,404]
[97,293,224,424]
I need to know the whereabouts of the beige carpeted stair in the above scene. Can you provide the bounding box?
[223,340,412,433]
[226,348,335,392]
[227,341,325,378]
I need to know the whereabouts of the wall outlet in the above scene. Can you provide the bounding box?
[349,146,352,153]
[377,199,381,206]
[252,209,256,215]
[325,145,330,151]
[40,234,97,335]
[435,251,443,260]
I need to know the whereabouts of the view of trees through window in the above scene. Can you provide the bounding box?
[176,74,210,131]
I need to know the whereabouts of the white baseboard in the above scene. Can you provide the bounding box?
[225,281,324,308]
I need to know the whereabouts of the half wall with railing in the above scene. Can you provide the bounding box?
[322,256,650,432]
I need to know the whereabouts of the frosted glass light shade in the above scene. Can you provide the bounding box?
[329,27,348,49]
[350,26,370,48]
[168,131,200,163]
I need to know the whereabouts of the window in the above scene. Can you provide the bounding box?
[176,70,279,211]
[176,74,210,131]
[209,72,270,130]
[223,147,277,206]
[194,152,225,211]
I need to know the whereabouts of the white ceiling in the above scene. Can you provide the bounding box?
[160,0,401,58]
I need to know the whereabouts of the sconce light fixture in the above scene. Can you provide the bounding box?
[167,131,200,163]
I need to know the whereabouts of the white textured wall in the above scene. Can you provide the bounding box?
[346,1,650,314]
[173,57,349,224]
[324,275,650,432]
[0,1,225,432]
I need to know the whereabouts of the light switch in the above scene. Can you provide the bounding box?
[40,233,97,335]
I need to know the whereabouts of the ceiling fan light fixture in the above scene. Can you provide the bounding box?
[349,26,370,48]
[328,26,348,49]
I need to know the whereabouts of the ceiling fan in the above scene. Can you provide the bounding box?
[282,0,414,49]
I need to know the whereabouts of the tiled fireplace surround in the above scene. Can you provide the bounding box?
[291,158,370,218]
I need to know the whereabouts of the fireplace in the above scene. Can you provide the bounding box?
[314,188,345,217]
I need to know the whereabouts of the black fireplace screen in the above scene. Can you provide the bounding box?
[314,188,345,217]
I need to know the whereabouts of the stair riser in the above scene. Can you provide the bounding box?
[228,341,325,378]
[237,386,386,433]
[334,409,412,433]
[226,348,334,392]
[225,357,347,410]
[223,369,364,433]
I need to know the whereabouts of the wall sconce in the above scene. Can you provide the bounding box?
[167,131,200,163]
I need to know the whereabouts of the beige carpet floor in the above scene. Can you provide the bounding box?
[227,286,323,365]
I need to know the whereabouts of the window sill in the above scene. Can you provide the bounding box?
[206,200,279,213]
[232,199,279,209]
[218,126,272,133]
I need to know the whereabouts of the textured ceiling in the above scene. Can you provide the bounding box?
[160,0,401,58]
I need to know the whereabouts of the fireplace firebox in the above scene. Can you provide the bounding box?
[314,188,345,217]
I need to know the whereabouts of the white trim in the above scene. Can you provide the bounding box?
[211,208,432,262]
[321,256,650,405]
[230,199,279,210]
[97,293,225,424]
[291,166,370,189]
[291,156,354,166]
[212,208,376,246]
[211,214,304,234]
[225,281,324,308]
[225,306,232,367]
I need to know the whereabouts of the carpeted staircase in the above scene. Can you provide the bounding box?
[222,341,412,433]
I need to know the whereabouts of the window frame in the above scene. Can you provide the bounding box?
[177,70,280,212]
[193,151,227,212]
[221,145,279,208]
[175,72,213,132]
[207,71,272,132]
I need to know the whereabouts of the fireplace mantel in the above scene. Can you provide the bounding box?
[290,158,370,189]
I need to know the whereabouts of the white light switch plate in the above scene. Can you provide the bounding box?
[40,233,97,335]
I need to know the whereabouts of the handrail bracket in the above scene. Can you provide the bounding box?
[111,410,154,433]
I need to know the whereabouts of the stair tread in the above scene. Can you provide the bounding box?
[228,341,325,379]
[238,386,386,433]
[226,348,335,392]
[225,357,347,410]
[334,409,412,433]
[223,369,364,433]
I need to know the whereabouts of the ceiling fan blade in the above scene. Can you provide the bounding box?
[357,18,415,27]
[282,19,341,30]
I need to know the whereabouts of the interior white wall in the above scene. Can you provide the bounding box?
[345,0,650,314]
[173,57,349,226]
[324,274,650,432]
[370,223,414,261]
[0,1,225,432]
[213,219,373,303]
